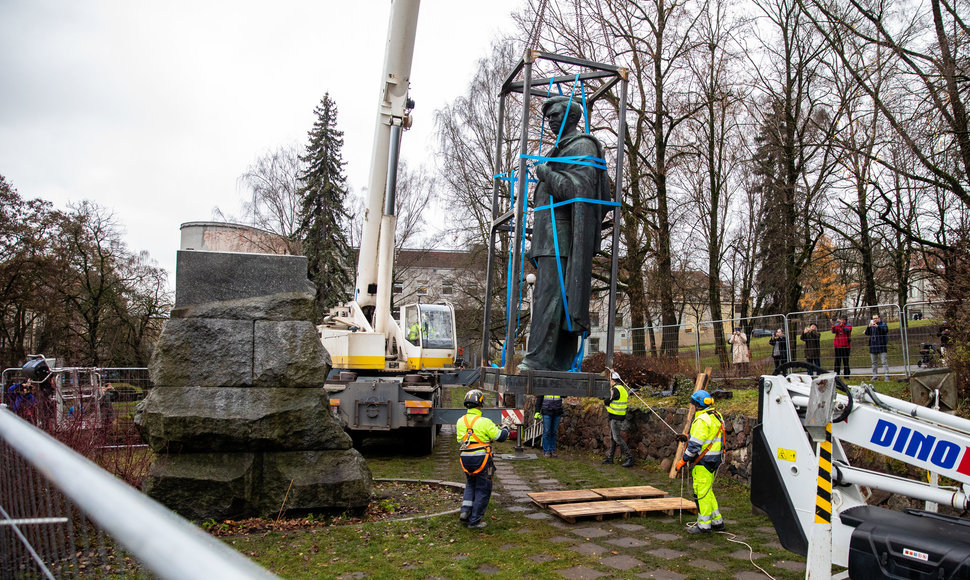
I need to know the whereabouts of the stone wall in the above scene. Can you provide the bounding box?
[541,398,755,483]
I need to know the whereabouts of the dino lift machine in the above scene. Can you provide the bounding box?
[753,363,970,579]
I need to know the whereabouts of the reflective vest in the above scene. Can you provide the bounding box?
[684,408,725,468]
[607,385,628,417]
[457,409,500,475]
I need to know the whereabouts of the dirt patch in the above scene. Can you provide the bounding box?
[204,481,462,536]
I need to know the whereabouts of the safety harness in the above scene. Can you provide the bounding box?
[689,409,725,468]
[459,414,492,475]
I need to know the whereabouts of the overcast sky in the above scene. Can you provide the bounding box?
[0,0,523,283]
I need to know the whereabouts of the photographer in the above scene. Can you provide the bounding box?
[769,328,789,372]
[727,327,750,376]
[801,323,822,374]
[865,314,890,380]
[831,316,853,376]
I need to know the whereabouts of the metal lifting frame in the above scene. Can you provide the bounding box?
[480,50,629,373]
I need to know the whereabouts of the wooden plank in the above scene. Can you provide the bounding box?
[589,485,667,500]
[528,489,603,508]
[619,497,698,515]
[669,367,712,478]
[548,500,635,524]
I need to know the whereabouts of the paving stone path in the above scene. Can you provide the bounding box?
[483,444,804,579]
[428,423,805,579]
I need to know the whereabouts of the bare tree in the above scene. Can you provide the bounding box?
[802,0,970,253]
[681,0,748,364]
[220,145,305,254]
[747,0,843,314]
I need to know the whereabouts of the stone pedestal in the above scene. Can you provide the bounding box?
[135,250,371,520]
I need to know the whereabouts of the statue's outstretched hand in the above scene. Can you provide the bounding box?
[535,163,552,182]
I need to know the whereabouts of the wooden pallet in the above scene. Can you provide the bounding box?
[619,497,698,515]
[548,500,636,523]
[590,485,667,500]
[528,489,603,508]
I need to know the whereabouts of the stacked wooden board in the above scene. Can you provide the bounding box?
[528,485,697,524]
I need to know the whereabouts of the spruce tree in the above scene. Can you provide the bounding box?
[298,93,353,315]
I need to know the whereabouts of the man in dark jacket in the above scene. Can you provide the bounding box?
[801,323,822,374]
[865,313,890,380]
[534,393,563,457]
[769,329,789,372]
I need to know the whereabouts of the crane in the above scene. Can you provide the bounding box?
[316,0,458,453]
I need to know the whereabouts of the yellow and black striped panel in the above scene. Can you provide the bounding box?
[814,423,833,524]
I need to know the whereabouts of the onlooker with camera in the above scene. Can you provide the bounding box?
[865,314,890,380]
[769,328,789,372]
[832,317,853,375]
[801,323,822,373]
[938,320,952,363]
[728,327,750,376]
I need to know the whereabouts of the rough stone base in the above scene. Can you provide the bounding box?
[135,386,352,453]
[143,449,372,521]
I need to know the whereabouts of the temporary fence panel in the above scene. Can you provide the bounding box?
[0,406,276,580]
[696,315,787,380]
[902,301,954,371]
[618,323,700,374]
[787,304,905,378]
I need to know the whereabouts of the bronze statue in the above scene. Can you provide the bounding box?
[519,96,611,371]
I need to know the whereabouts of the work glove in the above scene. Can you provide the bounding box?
[534,412,541,420]
[535,163,552,181]
[674,459,687,472]
[502,415,517,429]
[676,433,689,443]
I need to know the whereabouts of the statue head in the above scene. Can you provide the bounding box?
[541,96,584,134]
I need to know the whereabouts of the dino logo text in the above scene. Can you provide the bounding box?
[869,419,970,476]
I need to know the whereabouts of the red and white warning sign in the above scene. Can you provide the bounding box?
[501,409,525,425]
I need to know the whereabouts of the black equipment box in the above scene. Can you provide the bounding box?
[840,505,970,579]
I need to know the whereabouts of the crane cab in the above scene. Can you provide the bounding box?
[398,302,456,370]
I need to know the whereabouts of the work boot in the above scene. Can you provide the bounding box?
[687,525,712,535]
[601,456,614,464]
[459,510,470,522]
[621,456,635,468]
[712,522,725,532]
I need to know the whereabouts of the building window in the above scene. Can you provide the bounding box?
[442,279,454,296]
[416,280,429,296]
[392,282,403,294]
[590,312,600,327]
[615,314,623,327]
[590,337,601,352]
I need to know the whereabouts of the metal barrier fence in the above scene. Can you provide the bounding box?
[698,315,787,380]
[594,302,952,379]
[787,304,905,378]
[614,323,699,371]
[0,406,276,580]
[903,301,955,370]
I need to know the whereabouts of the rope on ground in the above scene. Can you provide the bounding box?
[715,529,778,580]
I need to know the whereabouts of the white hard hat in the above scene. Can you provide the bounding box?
[611,371,620,380]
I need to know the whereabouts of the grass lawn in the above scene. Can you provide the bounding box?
[223,432,808,579]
